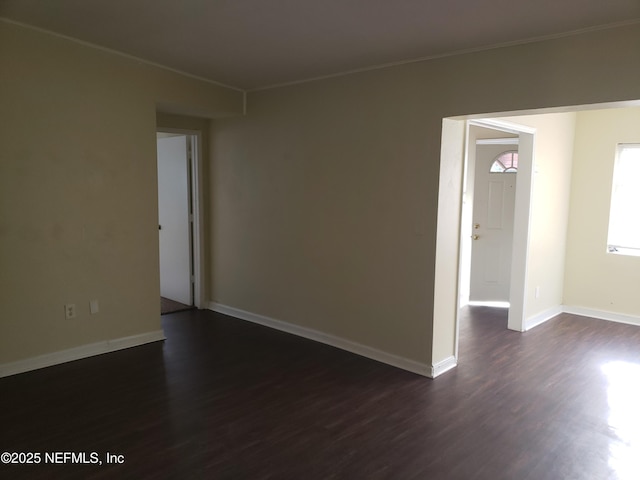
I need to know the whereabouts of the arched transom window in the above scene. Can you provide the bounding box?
[490,150,518,173]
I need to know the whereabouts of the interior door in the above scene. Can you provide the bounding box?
[469,145,517,303]
[157,134,192,305]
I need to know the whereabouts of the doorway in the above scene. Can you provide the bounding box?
[460,119,535,332]
[434,103,640,377]
[156,131,203,314]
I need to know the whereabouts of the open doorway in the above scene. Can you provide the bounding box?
[432,117,535,376]
[459,119,535,333]
[435,103,640,378]
[156,131,203,315]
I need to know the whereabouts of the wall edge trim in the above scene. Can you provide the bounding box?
[431,355,457,378]
[525,305,564,330]
[0,330,166,378]
[563,305,640,327]
[209,302,432,378]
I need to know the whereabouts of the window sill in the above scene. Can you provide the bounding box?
[607,247,640,257]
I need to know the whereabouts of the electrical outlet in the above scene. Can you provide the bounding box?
[90,299,99,314]
[64,304,77,319]
[535,286,540,299]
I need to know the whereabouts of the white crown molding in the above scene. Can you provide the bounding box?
[0,330,165,378]
[249,19,640,92]
[4,15,639,95]
[0,18,244,92]
[209,302,434,377]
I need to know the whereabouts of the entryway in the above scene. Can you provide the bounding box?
[458,119,535,333]
[157,131,201,315]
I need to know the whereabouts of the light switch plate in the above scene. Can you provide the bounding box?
[90,299,99,314]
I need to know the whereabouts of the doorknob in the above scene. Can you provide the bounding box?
[472,234,479,240]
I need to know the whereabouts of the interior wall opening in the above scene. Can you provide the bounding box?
[434,100,640,377]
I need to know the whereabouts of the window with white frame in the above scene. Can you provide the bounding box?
[607,144,640,256]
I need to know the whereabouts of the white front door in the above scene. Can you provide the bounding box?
[469,145,517,303]
[157,134,192,305]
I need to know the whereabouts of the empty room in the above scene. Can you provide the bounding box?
[1,1,640,478]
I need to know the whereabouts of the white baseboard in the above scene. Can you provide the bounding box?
[563,306,640,327]
[0,330,166,378]
[209,302,435,378]
[525,305,564,331]
[431,355,457,377]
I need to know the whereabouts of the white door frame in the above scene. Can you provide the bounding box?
[156,128,205,309]
[462,119,536,333]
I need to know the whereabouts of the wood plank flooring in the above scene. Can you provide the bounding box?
[161,297,193,315]
[1,307,640,479]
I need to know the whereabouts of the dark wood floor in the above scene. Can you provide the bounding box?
[161,297,193,315]
[2,307,640,479]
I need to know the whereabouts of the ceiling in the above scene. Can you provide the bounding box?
[1,0,639,91]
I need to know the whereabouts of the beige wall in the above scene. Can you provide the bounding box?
[0,21,242,365]
[211,23,640,369]
[211,82,438,363]
[3,18,639,372]
[564,107,640,316]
